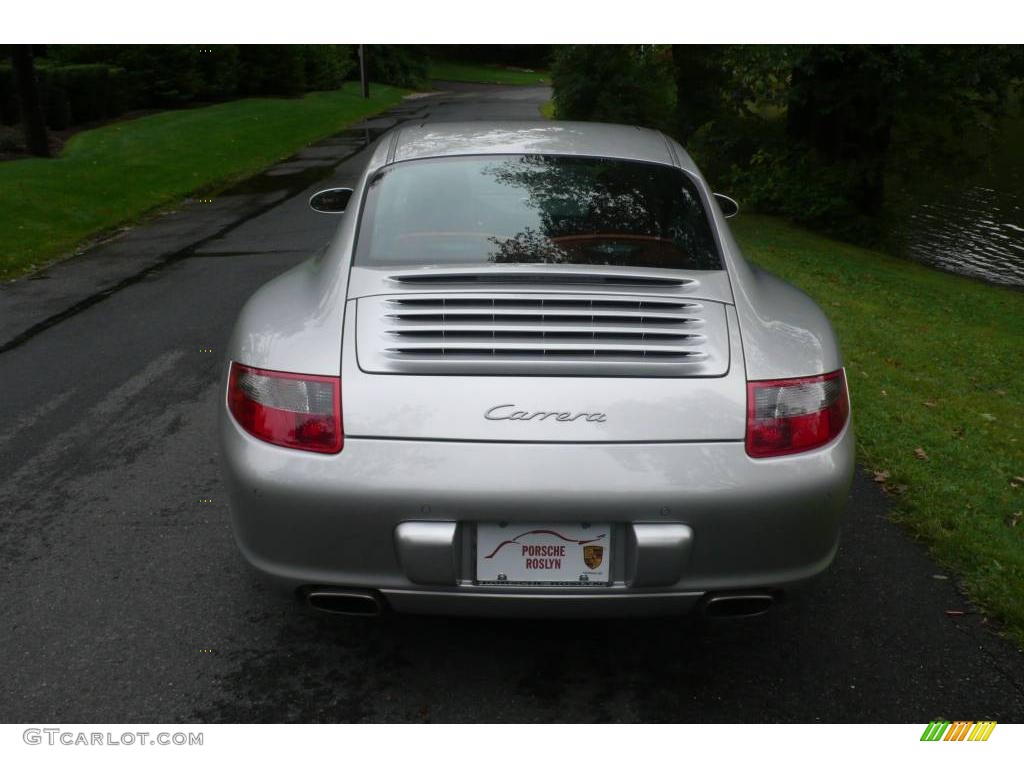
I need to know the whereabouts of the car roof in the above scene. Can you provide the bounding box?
[376,120,699,173]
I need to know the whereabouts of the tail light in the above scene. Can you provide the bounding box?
[228,362,343,453]
[746,369,849,458]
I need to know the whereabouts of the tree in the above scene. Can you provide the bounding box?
[785,46,896,217]
[10,45,49,157]
[785,45,1023,217]
[670,45,727,141]
[550,45,674,132]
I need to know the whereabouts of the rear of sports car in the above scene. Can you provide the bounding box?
[220,131,854,618]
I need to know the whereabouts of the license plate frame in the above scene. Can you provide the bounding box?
[475,522,612,585]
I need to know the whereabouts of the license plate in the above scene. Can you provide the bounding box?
[476,522,611,585]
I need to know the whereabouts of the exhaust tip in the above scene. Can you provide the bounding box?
[703,592,775,618]
[305,588,382,616]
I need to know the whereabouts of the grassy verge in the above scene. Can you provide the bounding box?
[732,214,1024,644]
[539,100,556,119]
[428,60,549,86]
[0,83,406,280]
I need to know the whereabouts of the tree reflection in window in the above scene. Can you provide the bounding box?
[355,154,721,271]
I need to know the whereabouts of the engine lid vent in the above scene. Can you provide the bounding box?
[356,293,730,377]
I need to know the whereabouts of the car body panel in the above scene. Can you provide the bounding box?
[718,227,845,379]
[229,241,351,379]
[388,121,685,168]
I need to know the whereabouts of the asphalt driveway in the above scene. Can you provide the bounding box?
[1,83,1022,723]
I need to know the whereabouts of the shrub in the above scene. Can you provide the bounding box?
[2,45,372,130]
[237,45,306,97]
[693,113,883,242]
[52,45,356,102]
[366,45,429,89]
[195,45,240,101]
[42,79,71,129]
[550,45,675,132]
[426,44,552,69]
[0,63,126,129]
[48,65,127,126]
[302,45,356,91]
[0,125,20,152]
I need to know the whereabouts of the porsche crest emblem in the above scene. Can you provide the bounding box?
[583,544,604,570]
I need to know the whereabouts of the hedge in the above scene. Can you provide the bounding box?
[2,45,378,131]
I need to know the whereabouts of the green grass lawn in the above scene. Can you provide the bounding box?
[732,214,1024,644]
[428,60,549,86]
[0,83,406,280]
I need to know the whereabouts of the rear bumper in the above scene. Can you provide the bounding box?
[221,415,854,617]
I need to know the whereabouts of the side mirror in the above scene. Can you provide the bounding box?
[713,193,740,219]
[309,187,353,214]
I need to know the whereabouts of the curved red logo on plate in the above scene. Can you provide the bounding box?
[483,529,607,559]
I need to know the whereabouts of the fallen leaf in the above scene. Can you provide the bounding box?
[980,413,996,422]
[873,470,891,483]
[922,400,937,408]
[1010,476,1024,488]
[945,610,964,617]
[932,574,949,580]
[1005,511,1023,528]
[995,389,1007,396]
[883,483,909,496]
[952,427,965,439]
[914,448,929,461]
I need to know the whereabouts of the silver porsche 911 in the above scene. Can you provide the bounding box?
[220,121,853,618]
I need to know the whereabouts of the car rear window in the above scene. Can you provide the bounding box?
[354,154,722,270]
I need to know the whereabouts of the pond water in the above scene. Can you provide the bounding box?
[885,117,1024,289]
[889,180,1024,288]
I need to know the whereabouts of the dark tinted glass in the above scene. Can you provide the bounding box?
[355,154,721,270]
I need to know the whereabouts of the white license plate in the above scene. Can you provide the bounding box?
[476,522,611,585]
